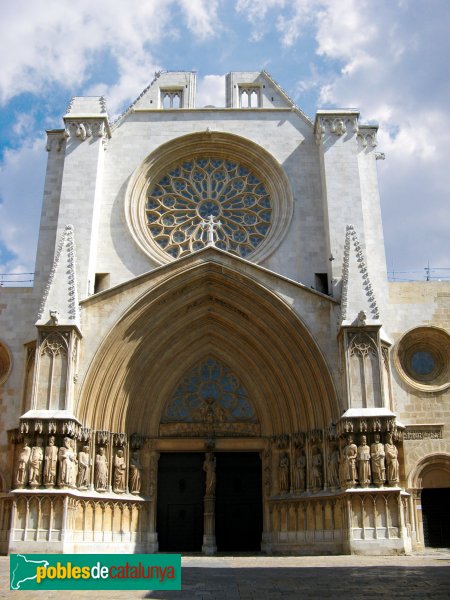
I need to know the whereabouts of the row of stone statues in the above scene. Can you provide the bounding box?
[278,433,399,493]
[15,437,142,494]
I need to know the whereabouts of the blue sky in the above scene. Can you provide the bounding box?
[0,0,449,283]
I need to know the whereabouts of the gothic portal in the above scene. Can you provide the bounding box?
[0,71,449,555]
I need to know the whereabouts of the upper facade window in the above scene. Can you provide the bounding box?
[160,89,183,109]
[394,326,450,392]
[146,157,272,259]
[125,132,293,265]
[239,86,261,108]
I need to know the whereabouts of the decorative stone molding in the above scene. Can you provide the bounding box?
[160,421,260,437]
[111,70,166,129]
[375,152,386,160]
[315,114,359,144]
[18,417,81,438]
[37,224,79,323]
[274,434,290,449]
[403,424,444,441]
[341,224,380,321]
[357,130,377,149]
[46,133,65,153]
[113,433,128,447]
[96,430,110,446]
[307,429,323,443]
[64,120,108,140]
[336,416,398,437]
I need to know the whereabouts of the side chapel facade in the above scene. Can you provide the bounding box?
[0,71,449,555]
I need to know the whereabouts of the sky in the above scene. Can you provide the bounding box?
[0,0,449,285]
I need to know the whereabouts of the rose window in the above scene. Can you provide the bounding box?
[145,158,272,259]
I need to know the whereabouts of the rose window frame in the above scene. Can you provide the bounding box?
[125,132,293,265]
[146,158,272,260]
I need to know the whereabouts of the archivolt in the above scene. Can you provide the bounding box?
[408,453,450,489]
[77,261,338,436]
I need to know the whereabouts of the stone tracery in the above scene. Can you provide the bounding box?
[145,158,272,259]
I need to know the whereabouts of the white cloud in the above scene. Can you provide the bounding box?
[196,75,226,107]
[0,0,220,106]
[311,0,450,271]
[0,138,46,274]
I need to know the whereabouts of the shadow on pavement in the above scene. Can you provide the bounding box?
[146,565,450,599]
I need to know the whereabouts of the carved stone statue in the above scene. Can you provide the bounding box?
[43,436,58,487]
[77,445,91,489]
[203,452,216,496]
[294,450,306,491]
[278,453,290,493]
[28,437,44,487]
[113,449,126,493]
[341,435,357,487]
[370,433,386,486]
[385,433,399,485]
[357,435,371,487]
[95,447,108,491]
[15,440,31,487]
[58,437,76,487]
[328,446,340,488]
[312,447,323,490]
[129,451,141,495]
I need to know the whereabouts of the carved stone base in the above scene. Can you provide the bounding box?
[202,534,217,555]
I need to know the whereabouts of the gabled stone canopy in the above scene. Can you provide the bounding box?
[340,224,381,327]
[36,224,80,329]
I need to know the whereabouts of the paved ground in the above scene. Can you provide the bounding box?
[1,550,450,599]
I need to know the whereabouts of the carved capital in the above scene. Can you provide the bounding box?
[113,432,128,447]
[357,129,377,149]
[64,119,108,141]
[96,430,110,446]
[273,434,290,449]
[46,133,66,153]
[315,113,359,144]
[130,433,144,450]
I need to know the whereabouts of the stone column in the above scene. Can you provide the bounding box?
[202,452,217,555]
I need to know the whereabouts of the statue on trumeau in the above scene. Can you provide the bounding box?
[15,439,31,488]
[370,433,385,486]
[77,445,91,489]
[385,433,399,485]
[113,449,126,493]
[357,435,371,487]
[95,447,108,491]
[203,452,216,497]
[129,451,141,495]
[341,435,357,487]
[43,435,58,487]
[28,437,44,487]
[278,453,290,493]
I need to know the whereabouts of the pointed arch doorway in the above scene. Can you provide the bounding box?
[156,357,263,553]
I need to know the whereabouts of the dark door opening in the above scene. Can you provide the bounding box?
[157,453,204,551]
[215,452,262,552]
[422,488,450,547]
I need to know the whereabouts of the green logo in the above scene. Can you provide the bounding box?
[10,554,181,590]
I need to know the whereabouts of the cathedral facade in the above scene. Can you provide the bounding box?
[0,71,449,555]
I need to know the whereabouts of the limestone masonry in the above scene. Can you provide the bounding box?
[0,71,449,555]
